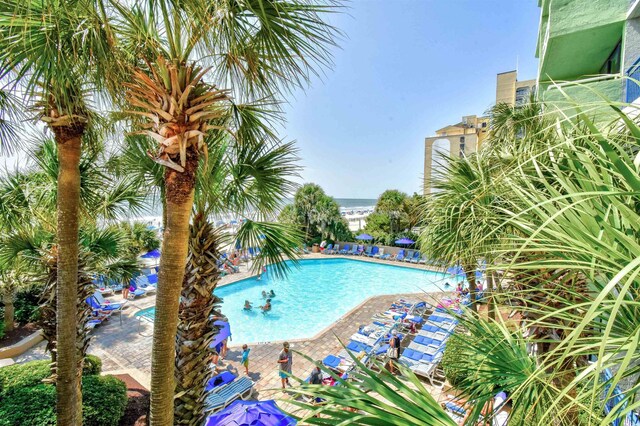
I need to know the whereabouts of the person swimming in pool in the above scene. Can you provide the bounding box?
[268,289,275,298]
[260,299,272,313]
[262,290,268,299]
[243,300,252,310]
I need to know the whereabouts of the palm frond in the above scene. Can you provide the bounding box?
[234,219,303,279]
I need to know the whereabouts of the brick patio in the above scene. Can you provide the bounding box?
[15,254,449,399]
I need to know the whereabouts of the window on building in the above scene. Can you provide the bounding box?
[459,137,465,156]
[515,87,531,105]
[600,41,621,75]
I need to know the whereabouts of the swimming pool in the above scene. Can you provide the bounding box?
[140,258,456,344]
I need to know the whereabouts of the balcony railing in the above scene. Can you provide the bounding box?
[626,59,640,103]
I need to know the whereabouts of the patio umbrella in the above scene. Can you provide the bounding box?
[447,265,465,276]
[204,400,297,426]
[394,238,414,246]
[140,249,161,259]
[355,233,373,241]
[210,320,231,348]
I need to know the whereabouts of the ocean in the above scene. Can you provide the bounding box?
[334,198,377,209]
[126,197,377,225]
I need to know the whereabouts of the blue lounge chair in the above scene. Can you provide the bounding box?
[349,245,359,255]
[410,251,421,263]
[322,354,342,369]
[86,296,122,325]
[205,371,236,392]
[204,376,254,412]
[330,244,339,254]
[93,291,127,310]
[363,246,373,256]
[128,280,146,298]
[380,251,391,260]
[136,275,156,293]
[323,243,333,254]
[339,244,350,254]
[404,250,414,262]
[395,249,406,261]
[368,246,379,257]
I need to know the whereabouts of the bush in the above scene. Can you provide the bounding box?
[14,288,42,324]
[0,383,56,426]
[83,354,102,376]
[441,334,474,387]
[82,375,128,426]
[0,320,4,340]
[0,359,128,426]
[0,360,50,391]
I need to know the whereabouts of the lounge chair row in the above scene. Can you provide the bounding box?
[322,298,433,375]
[323,244,430,264]
[398,308,459,382]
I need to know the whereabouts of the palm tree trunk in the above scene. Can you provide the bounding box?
[464,264,477,313]
[487,271,496,320]
[174,212,222,425]
[55,131,83,425]
[2,289,15,332]
[150,147,198,425]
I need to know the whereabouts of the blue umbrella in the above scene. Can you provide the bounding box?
[140,249,161,259]
[210,320,231,348]
[394,238,414,246]
[447,265,465,276]
[205,400,296,426]
[355,233,373,240]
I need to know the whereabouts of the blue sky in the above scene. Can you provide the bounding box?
[281,0,541,199]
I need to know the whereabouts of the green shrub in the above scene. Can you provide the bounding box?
[0,360,50,392]
[0,360,128,426]
[82,375,128,426]
[441,333,474,387]
[0,320,5,340]
[83,354,102,376]
[0,383,56,426]
[14,288,42,324]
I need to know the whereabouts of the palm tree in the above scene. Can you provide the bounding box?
[419,151,509,313]
[294,183,326,241]
[0,2,125,420]
[114,1,339,422]
[175,119,301,424]
[0,139,145,381]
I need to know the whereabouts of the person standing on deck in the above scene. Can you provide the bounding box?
[278,342,293,389]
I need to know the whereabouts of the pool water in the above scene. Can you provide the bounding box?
[140,258,456,344]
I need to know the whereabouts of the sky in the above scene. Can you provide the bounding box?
[0,1,541,201]
[281,0,541,199]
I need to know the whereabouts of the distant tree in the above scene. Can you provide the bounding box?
[283,183,347,242]
[293,183,326,240]
[375,190,409,234]
[278,205,298,225]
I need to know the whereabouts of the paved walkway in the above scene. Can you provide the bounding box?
[16,253,449,395]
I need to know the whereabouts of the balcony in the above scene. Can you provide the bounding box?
[540,75,623,119]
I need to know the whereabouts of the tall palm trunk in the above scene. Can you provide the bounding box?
[54,128,83,425]
[150,147,198,425]
[39,251,94,415]
[464,263,477,313]
[2,285,15,332]
[486,270,496,320]
[174,212,223,425]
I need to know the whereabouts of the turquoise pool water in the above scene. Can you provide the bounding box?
[141,258,456,344]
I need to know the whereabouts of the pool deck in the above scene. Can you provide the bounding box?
[14,254,449,398]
